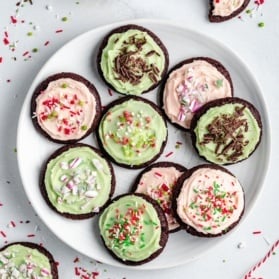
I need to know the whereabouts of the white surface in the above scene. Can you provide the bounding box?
[17,19,270,270]
[1,1,279,278]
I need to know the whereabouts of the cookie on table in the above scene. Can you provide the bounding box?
[0,242,58,278]
[97,24,169,96]
[40,143,115,219]
[162,57,233,130]
[132,161,187,232]
[209,0,250,22]
[99,193,168,265]
[97,96,168,169]
[172,164,245,237]
[31,72,101,144]
[190,97,262,165]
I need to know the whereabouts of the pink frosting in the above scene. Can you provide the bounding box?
[163,59,232,129]
[176,167,244,235]
[35,78,96,141]
[212,0,245,17]
[135,166,184,231]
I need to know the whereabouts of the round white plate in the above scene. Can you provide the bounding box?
[17,19,270,270]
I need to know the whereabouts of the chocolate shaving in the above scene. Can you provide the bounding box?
[113,34,161,85]
[200,106,250,162]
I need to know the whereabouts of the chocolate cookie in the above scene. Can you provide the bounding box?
[172,164,245,237]
[209,0,250,22]
[97,96,168,169]
[97,24,169,96]
[132,161,187,232]
[190,97,262,165]
[40,143,115,219]
[31,72,101,144]
[161,57,233,130]
[0,242,58,278]
[98,193,169,265]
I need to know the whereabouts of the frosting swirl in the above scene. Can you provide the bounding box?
[212,0,246,17]
[176,167,244,235]
[163,59,232,129]
[35,78,96,141]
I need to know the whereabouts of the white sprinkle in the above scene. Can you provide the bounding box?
[93,207,100,213]
[60,174,68,182]
[92,158,103,170]
[69,157,82,169]
[237,241,246,249]
[33,25,40,31]
[46,5,53,11]
[60,161,68,170]
[263,236,271,246]
[85,190,98,198]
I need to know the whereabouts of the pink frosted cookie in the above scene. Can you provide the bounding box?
[133,162,187,232]
[173,164,245,237]
[161,57,233,130]
[31,72,101,144]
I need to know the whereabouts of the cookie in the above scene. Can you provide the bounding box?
[98,193,168,265]
[172,164,245,237]
[161,57,233,130]
[0,242,58,278]
[31,72,101,144]
[97,24,169,96]
[209,0,250,22]
[40,143,115,219]
[97,96,168,169]
[190,97,262,165]
[132,161,187,232]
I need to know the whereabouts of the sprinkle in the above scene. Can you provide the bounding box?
[73,257,80,263]
[165,151,174,158]
[3,38,10,45]
[154,172,162,178]
[61,16,68,22]
[92,159,103,170]
[10,16,17,24]
[237,241,246,249]
[46,5,53,11]
[55,29,63,33]
[27,31,33,36]
[27,234,35,237]
[32,48,38,53]
[69,157,82,169]
[108,88,113,96]
[44,40,50,46]
[258,21,265,28]
[23,51,29,56]
[0,57,3,63]
[0,231,7,238]
[253,230,262,235]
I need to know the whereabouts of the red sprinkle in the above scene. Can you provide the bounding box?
[3,38,9,45]
[75,267,80,276]
[11,16,17,24]
[23,51,29,57]
[0,231,7,238]
[10,221,16,227]
[108,88,113,96]
[92,272,99,279]
[27,234,35,237]
[165,151,174,158]
[0,57,3,63]
[73,257,80,263]
[4,31,8,38]
[55,29,63,33]
[253,231,262,235]
[44,41,50,46]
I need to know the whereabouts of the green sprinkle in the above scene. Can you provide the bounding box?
[216,79,223,88]
[81,125,87,131]
[32,48,38,53]
[193,188,199,194]
[61,83,68,88]
[140,244,145,249]
[258,22,265,28]
[13,148,17,153]
[27,31,33,36]
[273,252,276,255]
[62,16,68,22]
[189,202,196,209]
[204,226,212,231]
[246,9,252,14]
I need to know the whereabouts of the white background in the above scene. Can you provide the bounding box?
[0,1,279,278]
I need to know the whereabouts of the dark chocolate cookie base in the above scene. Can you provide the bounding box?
[172,164,245,237]
[0,242,59,279]
[31,72,102,144]
[96,24,169,95]
[99,193,169,265]
[40,143,115,220]
[209,0,250,22]
[132,161,187,233]
[96,96,168,169]
[190,97,262,165]
[160,56,234,132]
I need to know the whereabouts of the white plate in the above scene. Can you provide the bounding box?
[17,19,270,270]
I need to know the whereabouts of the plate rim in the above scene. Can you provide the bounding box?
[16,18,271,270]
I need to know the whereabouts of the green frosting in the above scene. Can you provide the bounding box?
[99,195,162,262]
[44,146,112,215]
[98,98,167,166]
[194,103,261,164]
[100,29,166,95]
[0,244,52,278]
